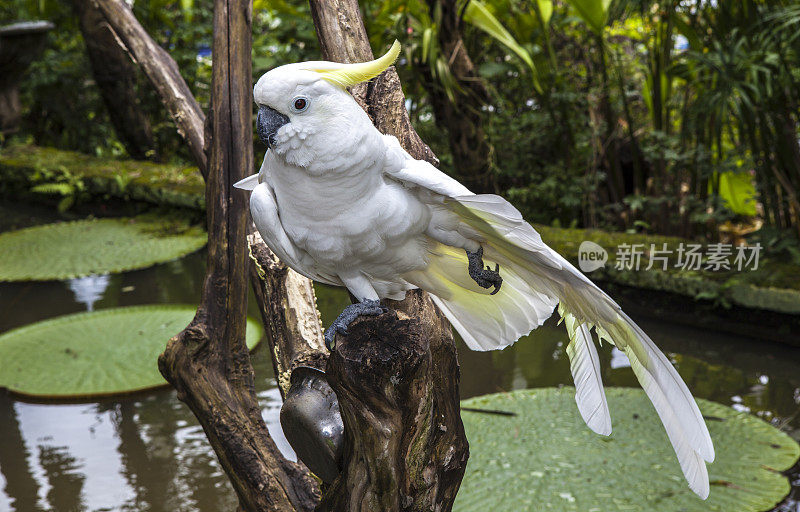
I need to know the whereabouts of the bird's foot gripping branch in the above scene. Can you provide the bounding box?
[324,298,389,349]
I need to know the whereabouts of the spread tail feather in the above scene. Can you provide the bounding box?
[563,314,612,436]
[414,194,714,498]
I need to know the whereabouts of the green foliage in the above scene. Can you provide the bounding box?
[462,0,542,92]
[564,0,611,34]
[26,163,88,212]
[0,305,263,398]
[535,0,553,26]
[456,387,799,511]
[2,1,124,157]
[0,215,206,281]
[251,2,318,77]
[2,0,317,162]
[5,0,800,246]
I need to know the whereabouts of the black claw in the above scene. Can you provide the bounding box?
[324,299,389,351]
[466,246,503,294]
[324,327,337,350]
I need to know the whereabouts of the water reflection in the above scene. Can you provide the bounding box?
[0,205,798,510]
[67,274,111,311]
[1,280,799,511]
[0,393,43,512]
[0,345,287,512]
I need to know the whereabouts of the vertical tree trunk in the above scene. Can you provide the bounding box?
[156,0,320,510]
[248,231,329,398]
[96,2,329,510]
[309,2,470,510]
[0,22,53,134]
[596,37,624,207]
[318,291,468,512]
[100,0,469,509]
[70,0,157,160]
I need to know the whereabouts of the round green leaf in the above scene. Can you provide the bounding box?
[0,305,263,398]
[456,387,799,512]
[0,216,207,281]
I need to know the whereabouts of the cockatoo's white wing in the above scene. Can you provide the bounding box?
[382,134,714,498]
[237,167,341,286]
[250,181,341,286]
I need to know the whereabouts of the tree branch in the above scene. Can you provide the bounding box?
[71,0,157,160]
[248,230,328,398]
[93,0,207,174]
[150,0,321,509]
[318,291,469,512]
[97,0,468,509]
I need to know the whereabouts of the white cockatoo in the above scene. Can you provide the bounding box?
[235,41,715,498]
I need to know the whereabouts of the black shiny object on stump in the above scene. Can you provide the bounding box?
[279,366,344,484]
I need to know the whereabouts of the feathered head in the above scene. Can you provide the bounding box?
[251,41,400,170]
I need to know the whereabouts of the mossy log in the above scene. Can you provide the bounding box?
[0,144,204,210]
[319,290,469,512]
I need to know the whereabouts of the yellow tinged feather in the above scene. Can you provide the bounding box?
[313,40,401,88]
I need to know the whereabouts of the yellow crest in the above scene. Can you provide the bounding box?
[310,41,400,88]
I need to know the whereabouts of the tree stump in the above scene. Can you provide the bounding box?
[318,290,469,512]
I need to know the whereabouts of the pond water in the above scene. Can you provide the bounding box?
[0,203,799,512]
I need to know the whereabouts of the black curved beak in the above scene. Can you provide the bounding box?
[257,106,289,149]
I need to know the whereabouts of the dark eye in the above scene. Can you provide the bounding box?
[291,96,309,113]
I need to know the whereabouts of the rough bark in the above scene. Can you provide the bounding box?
[309,1,470,511]
[248,230,329,398]
[71,0,157,160]
[96,3,326,509]
[157,0,320,510]
[94,0,207,175]
[318,291,468,512]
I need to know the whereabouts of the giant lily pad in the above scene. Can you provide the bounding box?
[0,305,263,398]
[456,387,799,512]
[0,216,206,281]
